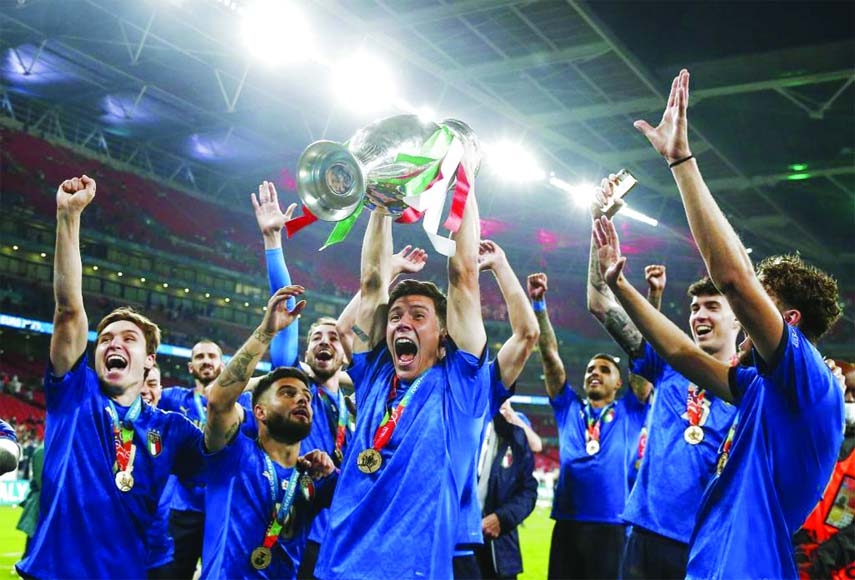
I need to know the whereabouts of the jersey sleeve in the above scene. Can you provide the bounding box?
[44,354,92,413]
[549,381,579,426]
[266,248,300,368]
[446,339,490,417]
[630,342,666,385]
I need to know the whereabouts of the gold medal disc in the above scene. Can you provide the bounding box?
[684,425,704,445]
[250,546,272,570]
[585,440,600,456]
[356,448,382,474]
[115,471,134,492]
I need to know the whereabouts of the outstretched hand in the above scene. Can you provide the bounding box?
[527,272,548,301]
[261,285,306,335]
[251,181,296,236]
[592,217,627,286]
[634,69,692,164]
[57,175,97,215]
[477,239,507,272]
[390,245,428,279]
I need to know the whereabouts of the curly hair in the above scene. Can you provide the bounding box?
[388,279,448,330]
[96,306,161,356]
[756,254,842,342]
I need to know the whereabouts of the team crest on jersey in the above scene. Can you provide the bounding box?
[147,430,162,457]
[603,408,616,423]
[501,447,514,468]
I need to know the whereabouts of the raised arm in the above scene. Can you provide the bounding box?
[447,191,486,356]
[337,244,428,361]
[635,69,782,362]
[587,176,646,360]
[479,240,539,386]
[593,217,732,401]
[644,264,667,311]
[51,176,97,375]
[205,285,306,453]
[252,181,299,367]
[527,273,566,399]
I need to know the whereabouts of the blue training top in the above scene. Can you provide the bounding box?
[551,383,647,523]
[17,355,203,579]
[315,339,490,579]
[686,324,843,579]
[623,343,737,543]
[200,430,336,580]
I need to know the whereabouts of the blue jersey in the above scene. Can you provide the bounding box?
[687,325,843,579]
[147,475,176,569]
[551,384,646,523]
[160,387,252,512]
[623,344,737,542]
[457,360,513,550]
[17,355,203,579]
[315,340,490,580]
[624,390,650,492]
[201,431,335,580]
[301,382,354,544]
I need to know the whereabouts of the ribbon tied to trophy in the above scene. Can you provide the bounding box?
[285,114,480,257]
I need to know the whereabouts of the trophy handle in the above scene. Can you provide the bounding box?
[296,140,366,222]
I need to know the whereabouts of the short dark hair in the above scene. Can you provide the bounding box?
[252,366,312,407]
[589,352,622,372]
[687,276,721,298]
[97,307,161,356]
[756,254,842,342]
[192,339,222,356]
[388,279,448,329]
[307,317,338,338]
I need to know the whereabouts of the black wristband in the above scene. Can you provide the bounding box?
[668,154,694,168]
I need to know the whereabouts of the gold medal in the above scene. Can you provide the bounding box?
[585,440,600,456]
[716,452,729,476]
[684,425,704,445]
[115,470,134,492]
[357,448,382,474]
[250,546,272,570]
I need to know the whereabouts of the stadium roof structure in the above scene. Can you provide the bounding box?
[1,1,853,328]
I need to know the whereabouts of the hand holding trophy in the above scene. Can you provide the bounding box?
[287,114,480,256]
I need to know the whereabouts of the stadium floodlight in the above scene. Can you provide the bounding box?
[331,52,398,113]
[485,140,545,182]
[548,176,595,207]
[240,1,313,66]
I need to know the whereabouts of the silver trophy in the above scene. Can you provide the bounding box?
[296,114,479,221]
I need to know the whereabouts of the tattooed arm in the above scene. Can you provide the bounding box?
[205,286,306,453]
[587,177,645,360]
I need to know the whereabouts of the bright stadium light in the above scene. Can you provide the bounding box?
[331,52,398,113]
[241,1,313,66]
[485,140,545,181]
[548,176,596,207]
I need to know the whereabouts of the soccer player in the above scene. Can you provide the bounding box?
[587,179,739,579]
[158,338,226,579]
[16,175,204,579]
[316,186,490,579]
[594,68,843,578]
[528,271,648,580]
[201,284,337,579]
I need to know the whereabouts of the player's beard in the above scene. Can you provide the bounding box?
[193,367,220,387]
[265,413,311,444]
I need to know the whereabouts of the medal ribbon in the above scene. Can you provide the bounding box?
[318,388,348,459]
[583,401,615,444]
[370,372,429,452]
[719,414,739,460]
[260,450,301,549]
[193,392,207,429]
[686,384,706,427]
[106,397,142,474]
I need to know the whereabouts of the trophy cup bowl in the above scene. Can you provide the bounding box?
[296,140,365,222]
[296,114,481,222]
